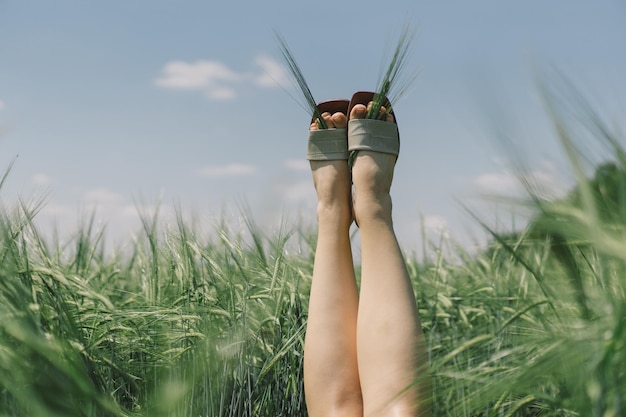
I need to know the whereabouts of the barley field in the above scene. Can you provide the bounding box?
[1,87,625,417]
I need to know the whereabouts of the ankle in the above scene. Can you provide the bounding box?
[311,160,352,227]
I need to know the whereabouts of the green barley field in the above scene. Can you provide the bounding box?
[1,84,625,416]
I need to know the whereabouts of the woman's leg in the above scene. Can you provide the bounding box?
[350,104,432,417]
[304,111,363,417]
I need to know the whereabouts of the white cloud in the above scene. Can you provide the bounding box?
[82,187,125,204]
[474,171,520,194]
[32,173,54,186]
[423,215,448,231]
[155,60,242,100]
[283,159,309,172]
[155,55,289,101]
[254,55,291,88]
[473,163,569,199]
[155,60,241,90]
[195,163,256,178]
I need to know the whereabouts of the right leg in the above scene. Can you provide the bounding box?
[350,103,432,417]
[304,111,363,417]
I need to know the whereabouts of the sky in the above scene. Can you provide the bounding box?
[1,0,625,255]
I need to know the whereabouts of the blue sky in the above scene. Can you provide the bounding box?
[1,0,625,253]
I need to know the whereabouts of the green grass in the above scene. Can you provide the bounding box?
[1,172,624,417]
[276,24,417,126]
[1,79,625,416]
[0,198,311,417]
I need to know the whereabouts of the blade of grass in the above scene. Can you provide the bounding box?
[274,31,327,129]
[367,24,419,119]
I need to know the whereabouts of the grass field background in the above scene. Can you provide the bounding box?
[1,83,625,416]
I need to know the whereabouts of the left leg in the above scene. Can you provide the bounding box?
[304,110,363,417]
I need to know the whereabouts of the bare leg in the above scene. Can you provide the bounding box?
[304,111,363,417]
[351,104,432,417]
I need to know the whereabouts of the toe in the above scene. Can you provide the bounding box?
[350,104,367,120]
[385,112,395,123]
[310,121,319,131]
[331,112,347,128]
[379,105,388,120]
[321,112,335,128]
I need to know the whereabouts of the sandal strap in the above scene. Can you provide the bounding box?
[347,119,399,156]
[306,128,349,160]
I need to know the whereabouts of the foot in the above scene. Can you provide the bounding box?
[350,102,397,226]
[309,111,352,228]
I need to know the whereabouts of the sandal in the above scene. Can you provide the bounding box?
[306,99,350,161]
[347,91,400,158]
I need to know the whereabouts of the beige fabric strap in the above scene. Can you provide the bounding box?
[347,119,399,156]
[306,128,349,160]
